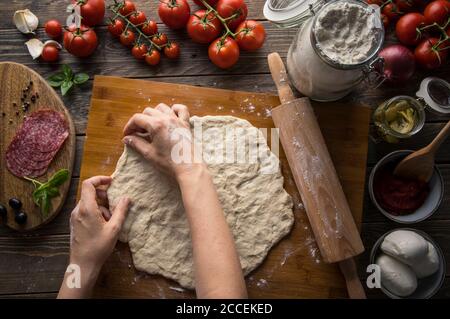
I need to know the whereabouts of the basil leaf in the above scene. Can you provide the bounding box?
[39,192,51,218]
[62,64,73,80]
[48,169,70,187]
[48,72,65,87]
[61,81,74,96]
[73,73,89,85]
[46,187,60,198]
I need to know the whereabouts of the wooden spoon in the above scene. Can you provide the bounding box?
[394,120,450,182]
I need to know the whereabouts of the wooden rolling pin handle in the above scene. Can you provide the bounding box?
[268,52,296,104]
[339,258,367,299]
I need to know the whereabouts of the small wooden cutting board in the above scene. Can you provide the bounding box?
[80,75,370,298]
[0,62,76,231]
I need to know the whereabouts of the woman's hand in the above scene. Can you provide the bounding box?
[58,176,130,298]
[123,103,203,179]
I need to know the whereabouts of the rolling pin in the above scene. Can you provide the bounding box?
[268,52,366,299]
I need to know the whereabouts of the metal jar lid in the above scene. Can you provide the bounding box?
[263,0,325,28]
[416,77,450,114]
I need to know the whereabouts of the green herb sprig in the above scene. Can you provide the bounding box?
[24,169,70,217]
[48,65,89,96]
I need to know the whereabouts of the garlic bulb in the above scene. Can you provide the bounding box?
[13,9,39,34]
[25,39,62,59]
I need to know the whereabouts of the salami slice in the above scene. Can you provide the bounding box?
[5,109,69,178]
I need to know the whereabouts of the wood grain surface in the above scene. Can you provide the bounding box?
[0,0,449,298]
[77,75,370,298]
[0,62,75,231]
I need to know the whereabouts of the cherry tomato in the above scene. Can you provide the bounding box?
[119,0,136,16]
[158,0,191,30]
[414,38,448,69]
[187,10,223,44]
[193,0,218,7]
[208,36,240,69]
[142,20,158,36]
[424,0,450,26]
[383,3,401,22]
[108,19,125,37]
[41,44,59,62]
[366,0,384,6]
[381,13,390,29]
[164,41,180,59]
[216,0,248,31]
[396,13,426,46]
[44,20,62,39]
[120,29,136,47]
[63,24,98,57]
[152,33,168,46]
[395,0,415,12]
[235,20,265,51]
[131,43,148,60]
[73,0,105,27]
[145,49,161,66]
[129,10,146,25]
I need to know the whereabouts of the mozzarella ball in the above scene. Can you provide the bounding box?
[411,242,440,278]
[377,254,417,297]
[381,230,428,266]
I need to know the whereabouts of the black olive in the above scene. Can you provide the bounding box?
[15,211,27,225]
[8,198,22,210]
[0,204,7,217]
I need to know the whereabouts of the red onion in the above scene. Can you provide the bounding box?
[378,44,416,84]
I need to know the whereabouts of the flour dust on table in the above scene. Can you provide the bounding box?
[107,115,294,289]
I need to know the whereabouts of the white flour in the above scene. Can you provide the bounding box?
[314,1,379,65]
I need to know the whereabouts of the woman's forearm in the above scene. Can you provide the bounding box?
[177,164,247,299]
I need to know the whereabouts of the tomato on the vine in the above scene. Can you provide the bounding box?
[235,20,265,51]
[414,37,448,69]
[158,0,191,30]
[164,42,181,59]
[216,0,248,31]
[424,0,450,26]
[381,13,389,29]
[396,13,426,46]
[152,33,168,46]
[187,10,223,44]
[395,0,415,13]
[64,24,98,57]
[142,20,158,36]
[145,49,161,66]
[45,20,62,39]
[73,0,105,26]
[129,10,146,25]
[366,0,384,6]
[194,0,219,7]
[208,36,240,69]
[108,19,125,37]
[132,43,149,60]
[119,0,136,16]
[41,44,59,62]
[120,29,136,47]
[382,3,402,21]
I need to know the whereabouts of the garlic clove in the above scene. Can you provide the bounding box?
[44,40,62,50]
[25,38,44,59]
[25,39,62,60]
[13,9,39,34]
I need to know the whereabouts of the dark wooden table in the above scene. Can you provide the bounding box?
[0,0,449,299]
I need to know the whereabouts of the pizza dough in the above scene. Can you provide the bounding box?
[107,115,294,289]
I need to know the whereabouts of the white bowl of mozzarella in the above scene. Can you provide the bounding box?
[370,228,446,299]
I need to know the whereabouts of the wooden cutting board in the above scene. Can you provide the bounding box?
[79,75,370,298]
[0,62,76,231]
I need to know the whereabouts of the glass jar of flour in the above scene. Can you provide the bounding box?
[264,0,384,101]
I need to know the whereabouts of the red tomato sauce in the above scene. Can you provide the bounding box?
[373,164,429,215]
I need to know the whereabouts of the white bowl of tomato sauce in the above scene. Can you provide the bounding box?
[368,150,444,224]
